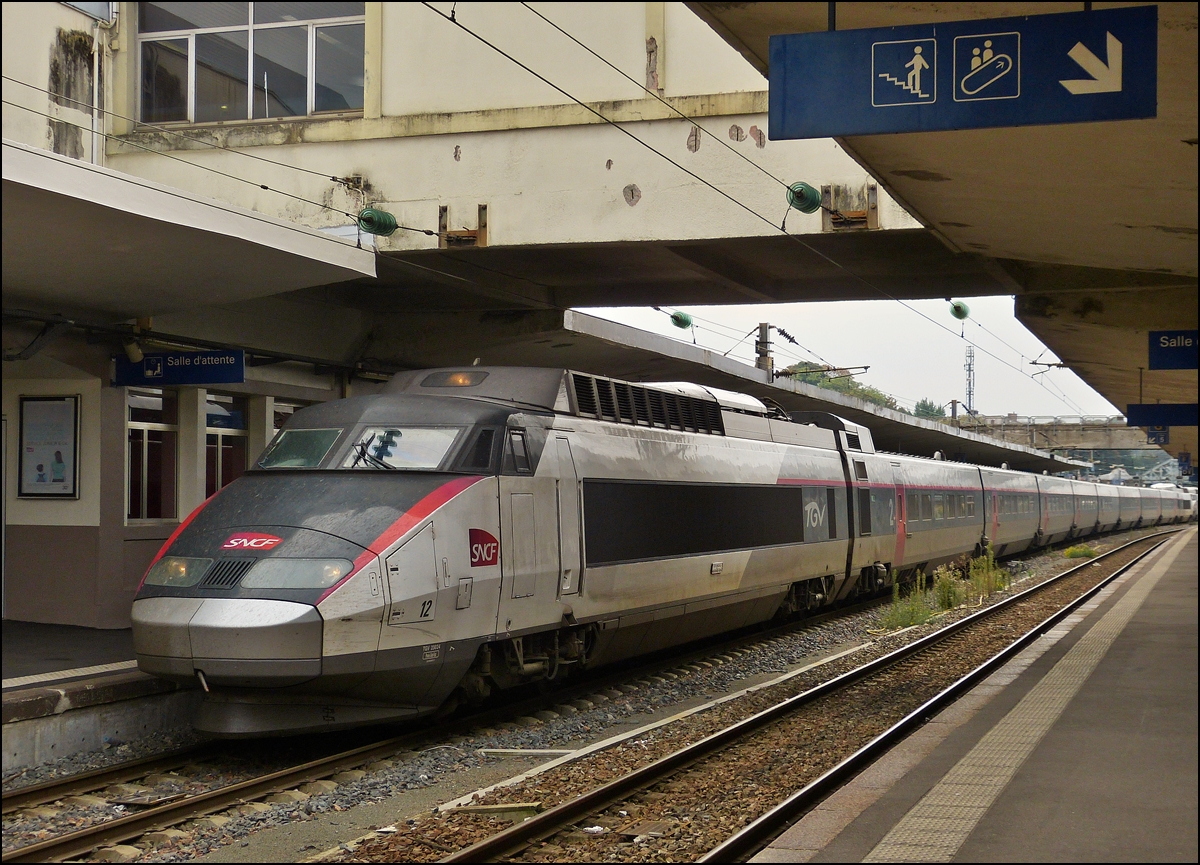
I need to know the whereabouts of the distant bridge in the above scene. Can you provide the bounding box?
[955,416,1161,451]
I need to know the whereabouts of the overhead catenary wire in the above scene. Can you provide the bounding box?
[422,4,1089,415]
[428,3,1088,414]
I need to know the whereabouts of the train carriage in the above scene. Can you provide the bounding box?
[1116,484,1144,529]
[979,467,1040,555]
[1070,480,1101,538]
[1095,482,1121,533]
[888,457,985,575]
[1036,475,1077,544]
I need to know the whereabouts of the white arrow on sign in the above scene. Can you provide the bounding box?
[1060,31,1123,94]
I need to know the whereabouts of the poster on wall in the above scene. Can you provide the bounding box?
[18,395,80,499]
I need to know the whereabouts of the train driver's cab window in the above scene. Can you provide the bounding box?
[342,427,461,469]
[127,388,178,521]
[505,430,531,474]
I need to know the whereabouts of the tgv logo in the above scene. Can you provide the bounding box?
[221,532,283,550]
[804,501,827,528]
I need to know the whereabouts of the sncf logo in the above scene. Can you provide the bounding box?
[469,528,499,567]
[221,532,283,550]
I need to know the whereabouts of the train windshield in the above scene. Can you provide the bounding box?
[258,428,342,468]
[342,426,462,470]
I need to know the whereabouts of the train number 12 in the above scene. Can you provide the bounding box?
[419,599,433,618]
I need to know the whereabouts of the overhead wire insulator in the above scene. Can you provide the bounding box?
[670,311,694,329]
[786,181,821,214]
[950,300,971,321]
[357,207,398,236]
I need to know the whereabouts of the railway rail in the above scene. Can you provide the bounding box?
[350,530,1177,863]
[2,529,1170,863]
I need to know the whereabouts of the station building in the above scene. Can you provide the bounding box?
[3,2,1076,630]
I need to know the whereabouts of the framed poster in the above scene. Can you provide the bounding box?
[18,395,80,498]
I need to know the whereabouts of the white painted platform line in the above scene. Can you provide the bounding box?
[2,660,139,690]
[863,528,1194,863]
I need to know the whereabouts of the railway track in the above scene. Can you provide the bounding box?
[0,595,890,863]
[334,530,1178,863]
[1,528,1170,863]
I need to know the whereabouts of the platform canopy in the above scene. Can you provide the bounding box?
[2,139,376,321]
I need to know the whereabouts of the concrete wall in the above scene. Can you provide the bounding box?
[0,2,919,246]
[1,1,106,161]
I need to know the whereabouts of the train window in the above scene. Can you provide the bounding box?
[858,488,872,535]
[827,488,838,539]
[507,430,531,474]
[967,495,975,517]
[959,496,967,518]
[907,492,919,523]
[342,427,460,470]
[260,428,342,468]
[921,493,932,521]
[459,428,497,472]
[934,495,944,520]
[854,460,868,481]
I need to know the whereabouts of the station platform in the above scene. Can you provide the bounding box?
[755,527,1198,863]
[3,621,136,689]
[2,622,195,773]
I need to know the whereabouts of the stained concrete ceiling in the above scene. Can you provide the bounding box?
[687,1,1198,462]
[2,139,375,321]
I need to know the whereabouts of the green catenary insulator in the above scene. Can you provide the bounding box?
[786,181,821,214]
[357,207,398,237]
[950,300,971,320]
[670,311,694,329]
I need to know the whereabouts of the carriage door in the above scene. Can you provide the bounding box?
[892,464,907,568]
[556,438,581,596]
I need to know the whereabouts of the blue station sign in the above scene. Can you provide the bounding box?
[1148,330,1199,370]
[114,350,245,387]
[769,5,1157,139]
[1126,404,1199,429]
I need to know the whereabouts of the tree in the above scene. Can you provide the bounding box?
[782,362,908,413]
[914,398,946,419]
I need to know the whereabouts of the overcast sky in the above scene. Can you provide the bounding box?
[581,296,1121,418]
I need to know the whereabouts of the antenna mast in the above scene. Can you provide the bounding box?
[964,345,976,415]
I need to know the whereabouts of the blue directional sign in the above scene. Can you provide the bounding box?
[1178,452,1192,475]
[1147,426,1169,446]
[113,350,245,387]
[1148,330,1199,370]
[769,5,1157,138]
[1125,404,1198,429]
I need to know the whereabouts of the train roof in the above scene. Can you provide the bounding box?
[385,366,873,444]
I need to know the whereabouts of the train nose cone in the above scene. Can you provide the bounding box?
[133,597,323,686]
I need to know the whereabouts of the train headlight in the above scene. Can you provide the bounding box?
[240,558,354,589]
[144,556,212,587]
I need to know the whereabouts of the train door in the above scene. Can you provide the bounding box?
[384,523,439,627]
[892,466,907,569]
[497,430,562,635]
[556,437,581,596]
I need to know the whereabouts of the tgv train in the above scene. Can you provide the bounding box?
[131,368,1192,735]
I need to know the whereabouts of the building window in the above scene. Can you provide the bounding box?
[127,389,178,520]
[138,2,365,124]
[205,394,249,497]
